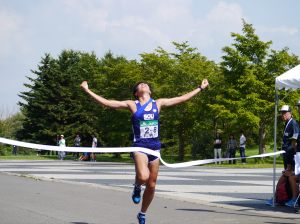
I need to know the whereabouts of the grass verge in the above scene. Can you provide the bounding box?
[0,145,284,169]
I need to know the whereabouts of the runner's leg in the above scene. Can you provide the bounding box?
[134,152,150,185]
[132,152,149,204]
[141,158,159,213]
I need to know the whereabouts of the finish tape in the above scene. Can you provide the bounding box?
[0,137,284,168]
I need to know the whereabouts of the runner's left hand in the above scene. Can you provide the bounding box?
[200,79,209,90]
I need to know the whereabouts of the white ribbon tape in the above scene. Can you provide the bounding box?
[295,152,300,175]
[0,137,285,168]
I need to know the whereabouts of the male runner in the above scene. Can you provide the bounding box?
[80,79,209,224]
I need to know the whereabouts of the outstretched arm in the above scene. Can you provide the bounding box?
[157,79,209,109]
[80,81,133,110]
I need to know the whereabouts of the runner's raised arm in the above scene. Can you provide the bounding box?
[80,81,135,111]
[156,79,209,109]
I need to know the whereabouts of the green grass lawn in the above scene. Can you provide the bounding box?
[204,145,284,168]
[0,153,134,163]
[0,154,54,160]
[0,145,284,169]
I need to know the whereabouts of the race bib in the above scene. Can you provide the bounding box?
[140,120,158,138]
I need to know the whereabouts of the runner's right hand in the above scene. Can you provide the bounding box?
[80,81,89,90]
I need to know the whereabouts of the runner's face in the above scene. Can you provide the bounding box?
[136,83,151,95]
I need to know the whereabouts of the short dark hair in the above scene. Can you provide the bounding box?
[132,82,152,98]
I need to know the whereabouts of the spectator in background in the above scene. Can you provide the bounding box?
[58,134,66,160]
[284,102,300,207]
[266,105,299,206]
[227,134,238,164]
[90,135,97,162]
[73,134,81,159]
[12,145,17,155]
[280,105,299,171]
[213,133,222,164]
[239,130,247,164]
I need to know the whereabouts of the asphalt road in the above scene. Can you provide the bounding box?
[0,160,299,224]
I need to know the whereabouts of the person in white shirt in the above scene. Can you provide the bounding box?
[58,134,66,160]
[239,131,246,164]
[91,135,97,162]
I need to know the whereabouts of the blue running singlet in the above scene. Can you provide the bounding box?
[131,99,161,161]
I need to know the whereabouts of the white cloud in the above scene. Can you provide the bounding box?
[53,0,245,58]
[186,1,245,58]
[61,0,110,32]
[54,0,196,56]
[0,7,25,58]
[205,1,244,31]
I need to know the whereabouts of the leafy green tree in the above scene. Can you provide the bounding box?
[0,113,25,155]
[220,20,300,154]
[89,52,142,147]
[0,112,24,139]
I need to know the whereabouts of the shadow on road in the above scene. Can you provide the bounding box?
[176,199,299,222]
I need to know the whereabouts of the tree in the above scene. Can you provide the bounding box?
[18,50,102,146]
[17,37,299,160]
[220,20,300,154]
[90,51,142,147]
[0,112,24,139]
[18,50,142,149]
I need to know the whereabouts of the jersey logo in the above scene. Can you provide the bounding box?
[144,114,154,120]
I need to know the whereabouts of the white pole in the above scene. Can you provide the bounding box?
[272,88,278,207]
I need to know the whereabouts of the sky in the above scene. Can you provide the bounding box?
[0,0,299,118]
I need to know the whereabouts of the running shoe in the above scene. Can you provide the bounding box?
[137,212,146,224]
[285,198,297,207]
[132,184,141,204]
[265,198,275,206]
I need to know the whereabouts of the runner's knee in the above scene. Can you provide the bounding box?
[137,172,149,183]
[146,181,156,192]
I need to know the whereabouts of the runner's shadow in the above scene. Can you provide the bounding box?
[220,199,299,214]
[176,208,215,212]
